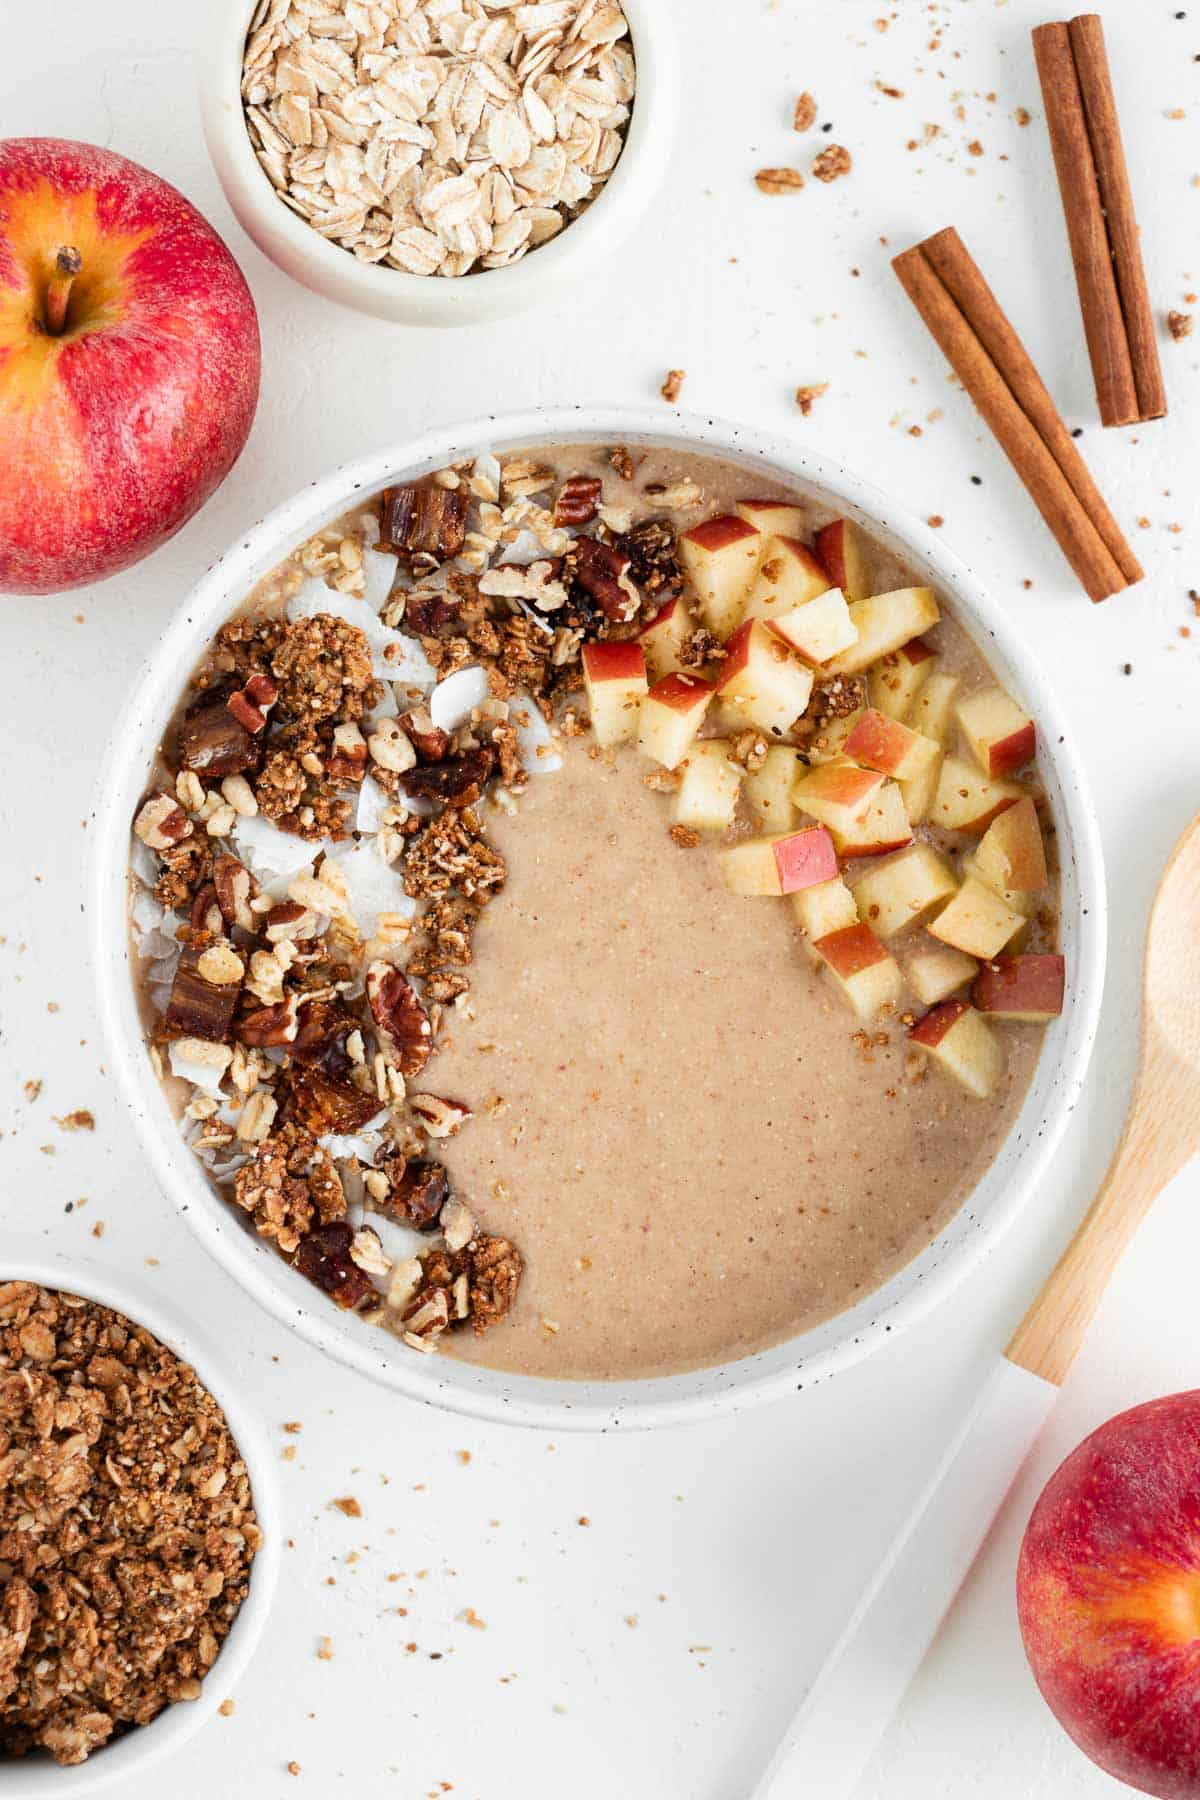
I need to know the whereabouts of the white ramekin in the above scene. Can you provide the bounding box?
[195,0,678,328]
[90,406,1107,1433]
[0,1246,281,1798]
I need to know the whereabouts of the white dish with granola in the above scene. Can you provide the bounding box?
[92,410,1104,1428]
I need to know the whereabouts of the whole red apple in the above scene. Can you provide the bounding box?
[1018,1392,1200,1798]
[0,138,260,594]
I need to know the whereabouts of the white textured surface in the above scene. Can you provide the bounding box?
[2,3,1199,1797]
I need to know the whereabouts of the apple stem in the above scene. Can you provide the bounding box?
[43,246,82,335]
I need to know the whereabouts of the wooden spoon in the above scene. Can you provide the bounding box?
[752,815,1200,1800]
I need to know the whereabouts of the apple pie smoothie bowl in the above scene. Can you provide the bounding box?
[96,416,1103,1426]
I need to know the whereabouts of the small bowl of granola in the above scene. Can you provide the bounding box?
[0,1250,280,1796]
[196,0,677,326]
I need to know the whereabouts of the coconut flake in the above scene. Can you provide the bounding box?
[233,813,329,886]
[325,837,417,939]
[287,579,434,687]
[130,886,167,940]
[512,692,563,774]
[130,838,160,886]
[367,1211,429,1266]
[319,1116,389,1162]
[356,773,400,835]
[361,547,400,613]
[429,665,491,732]
[168,1040,233,1097]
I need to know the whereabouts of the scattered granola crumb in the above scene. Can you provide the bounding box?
[927,514,945,528]
[1168,309,1193,340]
[813,144,852,182]
[876,81,904,98]
[287,1762,301,1777]
[53,1109,95,1132]
[660,369,686,404]
[317,1636,334,1662]
[1015,106,1032,125]
[967,139,984,156]
[669,825,701,850]
[456,1450,472,1465]
[91,1221,104,1239]
[331,1496,362,1518]
[755,166,805,194]
[795,382,830,415]
[219,1699,236,1718]
[793,92,818,132]
[283,1421,302,1434]
[22,1079,41,1101]
[459,1607,487,1630]
[578,1515,591,1527]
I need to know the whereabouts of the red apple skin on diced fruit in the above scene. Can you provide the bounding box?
[975,796,1048,894]
[718,826,837,897]
[844,709,939,783]
[869,637,937,722]
[736,497,808,539]
[678,516,762,640]
[827,588,941,677]
[637,596,694,679]
[741,536,830,625]
[672,741,740,832]
[636,672,712,769]
[814,518,870,602]
[793,758,885,836]
[581,640,648,748]
[909,1000,1006,1100]
[814,922,903,1021]
[770,588,857,665]
[743,744,805,830]
[957,686,1036,777]
[972,954,1065,1021]
[932,755,1023,835]
[716,619,814,735]
[831,781,914,859]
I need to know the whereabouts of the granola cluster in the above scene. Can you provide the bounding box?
[131,448,692,1351]
[0,1282,260,1766]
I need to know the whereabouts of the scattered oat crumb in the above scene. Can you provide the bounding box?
[669,825,701,849]
[795,382,829,415]
[660,369,686,404]
[541,1316,561,1333]
[22,1079,41,1102]
[793,92,818,131]
[54,1109,95,1132]
[813,144,852,182]
[1138,517,1151,529]
[331,1496,362,1518]
[283,1421,302,1434]
[1015,106,1031,125]
[287,1763,301,1777]
[624,1614,639,1628]
[876,81,904,98]
[317,1636,334,1661]
[91,1221,104,1239]
[1168,309,1193,340]
[908,424,923,438]
[459,1607,487,1630]
[755,166,805,194]
[967,139,984,156]
[456,1450,471,1465]
[1167,108,1187,120]
[219,1699,236,1718]
[578,1515,591,1527]
[282,1445,297,1462]
[927,514,944,528]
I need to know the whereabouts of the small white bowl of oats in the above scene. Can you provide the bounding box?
[197,0,676,327]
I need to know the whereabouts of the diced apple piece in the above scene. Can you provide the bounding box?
[718,825,838,897]
[636,672,713,769]
[743,744,805,830]
[831,782,914,859]
[827,588,941,676]
[672,741,741,833]
[814,518,870,601]
[678,516,763,640]
[903,943,979,1006]
[971,953,1064,1021]
[741,536,830,626]
[793,758,885,837]
[581,640,648,748]
[791,874,858,939]
[844,708,939,783]
[637,595,694,679]
[931,755,1023,835]
[929,875,1025,959]
[869,637,937,722]
[956,685,1036,777]
[908,1001,1006,1099]
[716,620,814,735]
[770,588,857,665]
[813,923,903,1021]
[961,853,1036,917]
[736,497,808,539]
[973,796,1048,894]
[851,843,957,939]
[805,705,863,765]
[909,669,960,746]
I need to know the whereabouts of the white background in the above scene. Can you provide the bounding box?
[3,1,1200,1795]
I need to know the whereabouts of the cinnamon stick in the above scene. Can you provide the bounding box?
[892,234,1141,602]
[1032,16,1164,426]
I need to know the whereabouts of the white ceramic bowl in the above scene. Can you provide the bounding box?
[195,0,678,328]
[0,1244,281,1798]
[90,406,1106,1432]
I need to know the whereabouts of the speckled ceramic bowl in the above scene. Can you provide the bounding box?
[89,407,1106,1432]
[0,1245,281,1797]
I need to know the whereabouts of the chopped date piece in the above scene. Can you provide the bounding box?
[213,854,258,932]
[290,999,362,1081]
[554,475,603,527]
[176,678,260,778]
[286,1065,381,1137]
[400,746,496,809]
[611,516,684,605]
[293,1222,371,1310]
[236,996,300,1048]
[371,1154,448,1230]
[570,536,637,622]
[379,483,468,562]
[398,708,450,764]
[271,616,374,724]
[404,590,462,636]
[366,964,432,1076]
[163,946,242,1043]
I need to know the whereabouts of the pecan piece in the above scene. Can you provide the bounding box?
[399,1284,451,1343]
[227,672,279,734]
[291,999,361,1081]
[371,1156,448,1230]
[554,475,602,527]
[397,708,450,765]
[400,747,495,809]
[163,945,243,1043]
[327,722,368,785]
[236,995,300,1047]
[379,483,468,562]
[287,1066,381,1137]
[190,882,224,942]
[177,678,260,777]
[366,964,432,1076]
[133,792,193,851]
[571,536,637,621]
[293,1222,371,1310]
[409,1093,471,1139]
[213,853,259,932]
